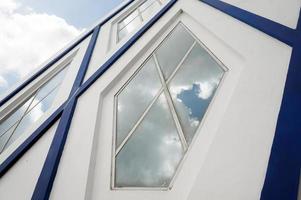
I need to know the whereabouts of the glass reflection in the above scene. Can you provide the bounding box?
[118,10,140,30]
[0,96,33,135]
[139,0,156,12]
[115,93,184,187]
[169,43,224,144]
[5,101,45,149]
[117,0,165,42]
[118,17,142,41]
[155,24,195,80]
[116,57,162,148]
[29,68,67,110]
[0,124,17,152]
[0,66,68,153]
[114,23,225,188]
[141,1,160,20]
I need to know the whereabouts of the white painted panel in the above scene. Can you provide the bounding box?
[0,121,58,200]
[221,0,301,29]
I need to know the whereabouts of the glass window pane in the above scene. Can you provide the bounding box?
[29,67,67,110]
[116,57,162,148]
[5,98,47,149]
[0,95,33,135]
[139,0,156,13]
[168,44,224,144]
[4,85,62,149]
[155,24,195,80]
[0,123,18,153]
[118,16,142,41]
[118,10,140,30]
[115,93,184,187]
[141,1,160,20]
[0,65,68,152]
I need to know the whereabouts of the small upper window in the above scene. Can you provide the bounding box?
[117,0,167,41]
[113,24,226,188]
[0,65,69,153]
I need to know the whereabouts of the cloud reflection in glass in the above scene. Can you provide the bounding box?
[114,24,225,188]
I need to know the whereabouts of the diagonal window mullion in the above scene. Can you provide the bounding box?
[26,83,61,115]
[0,91,38,153]
[118,12,141,31]
[166,41,196,83]
[153,54,188,151]
[115,87,164,156]
[139,0,157,14]
[0,119,21,139]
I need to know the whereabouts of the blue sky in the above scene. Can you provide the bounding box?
[0,0,124,96]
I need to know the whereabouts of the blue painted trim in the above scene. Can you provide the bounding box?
[200,0,297,46]
[199,1,301,199]
[69,25,101,96]
[32,1,177,199]
[0,103,65,177]
[32,24,101,200]
[32,97,77,200]
[77,0,178,98]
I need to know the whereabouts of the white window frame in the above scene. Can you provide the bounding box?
[108,0,170,51]
[87,7,243,198]
[111,21,228,190]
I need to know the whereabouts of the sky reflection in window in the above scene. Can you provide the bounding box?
[114,23,225,188]
[117,0,165,41]
[168,44,224,144]
[0,66,69,153]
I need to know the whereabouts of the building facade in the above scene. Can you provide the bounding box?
[0,0,300,199]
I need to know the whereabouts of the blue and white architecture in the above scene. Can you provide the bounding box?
[0,0,300,199]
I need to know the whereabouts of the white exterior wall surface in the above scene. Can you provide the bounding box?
[221,0,301,29]
[0,121,58,200]
[0,0,299,199]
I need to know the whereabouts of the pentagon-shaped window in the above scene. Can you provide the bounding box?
[113,23,226,188]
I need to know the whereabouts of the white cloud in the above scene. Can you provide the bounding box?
[0,76,8,88]
[196,80,216,99]
[0,0,19,14]
[0,0,83,93]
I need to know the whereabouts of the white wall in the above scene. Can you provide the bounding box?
[221,0,301,29]
[0,121,58,200]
